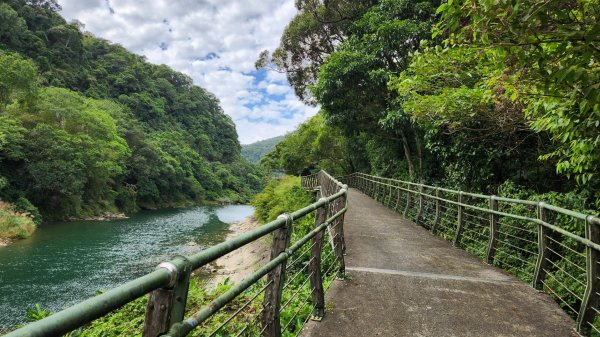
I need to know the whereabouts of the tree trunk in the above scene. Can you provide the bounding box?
[348,157,356,174]
[414,131,423,179]
[399,130,414,179]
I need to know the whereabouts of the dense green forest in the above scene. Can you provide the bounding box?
[241,135,286,164]
[0,0,265,228]
[259,0,600,210]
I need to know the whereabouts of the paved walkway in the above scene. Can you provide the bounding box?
[300,188,576,337]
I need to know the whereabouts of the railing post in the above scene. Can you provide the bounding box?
[143,256,191,337]
[404,183,411,217]
[432,187,441,233]
[392,181,399,212]
[415,184,424,224]
[486,196,499,264]
[309,192,327,321]
[361,175,365,192]
[532,202,551,290]
[341,186,348,255]
[453,191,465,247]
[576,216,600,335]
[373,178,377,198]
[369,178,374,198]
[262,214,293,337]
[387,179,393,207]
[331,189,347,278]
[317,171,323,191]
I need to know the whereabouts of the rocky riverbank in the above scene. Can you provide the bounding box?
[0,238,12,247]
[69,212,129,221]
[211,215,270,284]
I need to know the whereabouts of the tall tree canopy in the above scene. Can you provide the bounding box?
[436,0,600,184]
[256,0,373,104]
[265,0,597,207]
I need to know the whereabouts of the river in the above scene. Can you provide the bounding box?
[0,205,254,331]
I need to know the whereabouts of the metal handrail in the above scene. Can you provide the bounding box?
[349,172,598,223]
[343,172,600,336]
[6,171,348,337]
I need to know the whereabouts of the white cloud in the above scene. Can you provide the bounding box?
[265,84,290,96]
[57,0,318,144]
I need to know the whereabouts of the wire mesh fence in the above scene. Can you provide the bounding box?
[342,172,600,337]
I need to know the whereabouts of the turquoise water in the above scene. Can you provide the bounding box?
[0,205,254,330]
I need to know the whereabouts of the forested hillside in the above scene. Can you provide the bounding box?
[241,135,285,164]
[259,0,599,210]
[0,0,265,224]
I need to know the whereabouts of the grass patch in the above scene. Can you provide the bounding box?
[0,200,36,241]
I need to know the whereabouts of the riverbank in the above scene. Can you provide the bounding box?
[211,215,270,284]
[69,212,129,221]
[0,238,11,247]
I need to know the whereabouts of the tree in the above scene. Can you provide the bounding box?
[0,3,28,48]
[256,0,373,104]
[5,87,130,215]
[0,52,37,110]
[312,0,439,179]
[0,116,26,193]
[263,114,365,176]
[436,0,600,184]
[25,0,61,11]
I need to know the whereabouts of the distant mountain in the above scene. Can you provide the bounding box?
[242,135,286,163]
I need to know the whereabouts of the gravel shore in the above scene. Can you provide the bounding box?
[0,238,11,247]
[212,215,270,284]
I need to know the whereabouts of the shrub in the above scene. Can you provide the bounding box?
[251,176,313,224]
[0,200,36,240]
[14,197,42,225]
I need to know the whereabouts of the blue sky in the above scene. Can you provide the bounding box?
[57,0,318,144]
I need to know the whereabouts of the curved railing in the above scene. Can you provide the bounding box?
[5,172,347,337]
[342,172,600,336]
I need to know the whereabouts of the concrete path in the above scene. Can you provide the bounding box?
[300,188,576,337]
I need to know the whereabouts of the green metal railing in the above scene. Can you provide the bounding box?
[341,172,600,336]
[5,171,347,337]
